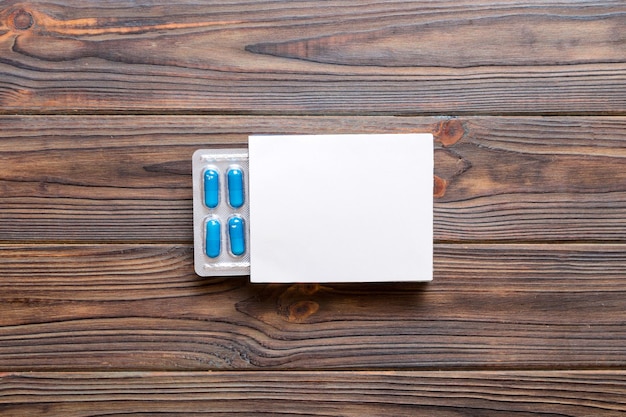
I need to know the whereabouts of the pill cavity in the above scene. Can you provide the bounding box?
[227,167,244,208]
[203,168,220,209]
[228,216,246,256]
[205,218,221,258]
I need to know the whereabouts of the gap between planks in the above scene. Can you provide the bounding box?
[1,110,626,117]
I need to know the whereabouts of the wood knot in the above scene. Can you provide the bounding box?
[9,9,33,30]
[434,175,447,198]
[433,119,464,147]
[287,300,319,322]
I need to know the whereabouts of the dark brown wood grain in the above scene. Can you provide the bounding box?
[1,243,625,371]
[0,1,624,114]
[0,1,624,414]
[1,115,625,242]
[2,371,626,416]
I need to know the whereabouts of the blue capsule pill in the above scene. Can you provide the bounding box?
[227,167,244,208]
[203,168,219,209]
[228,216,245,256]
[205,219,221,258]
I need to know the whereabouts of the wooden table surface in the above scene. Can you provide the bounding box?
[1,1,625,415]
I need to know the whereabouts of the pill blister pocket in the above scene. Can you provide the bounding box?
[193,149,250,276]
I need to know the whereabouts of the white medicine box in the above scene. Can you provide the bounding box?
[193,133,433,283]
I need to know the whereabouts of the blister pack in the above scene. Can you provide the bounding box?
[192,149,250,277]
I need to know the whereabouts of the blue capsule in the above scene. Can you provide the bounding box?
[203,168,220,209]
[228,216,245,256]
[205,218,221,258]
[227,167,244,208]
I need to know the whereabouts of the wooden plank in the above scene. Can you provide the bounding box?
[1,371,625,416]
[1,115,625,242]
[439,117,626,241]
[1,243,625,370]
[0,1,624,114]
